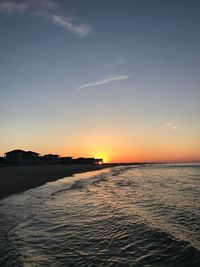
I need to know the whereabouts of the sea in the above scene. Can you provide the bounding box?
[0,164,200,267]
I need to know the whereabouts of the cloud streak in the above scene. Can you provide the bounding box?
[0,0,91,37]
[39,0,58,9]
[0,2,29,13]
[79,75,130,89]
[167,122,178,130]
[51,15,91,37]
[0,0,58,12]
[0,1,91,37]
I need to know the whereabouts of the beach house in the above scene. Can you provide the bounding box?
[4,150,40,164]
[60,157,73,164]
[73,157,103,164]
[42,154,60,164]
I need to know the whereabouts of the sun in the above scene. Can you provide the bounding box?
[93,152,109,163]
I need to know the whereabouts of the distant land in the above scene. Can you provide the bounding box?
[0,148,147,200]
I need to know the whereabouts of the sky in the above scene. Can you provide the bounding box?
[0,0,200,163]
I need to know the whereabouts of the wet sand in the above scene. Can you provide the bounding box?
[0,164,118,200]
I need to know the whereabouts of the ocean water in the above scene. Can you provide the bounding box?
[0,164,200,267]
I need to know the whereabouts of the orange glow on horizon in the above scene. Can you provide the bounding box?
[1,146,199,163]
[92,152,110,163]
[1,130,199,164]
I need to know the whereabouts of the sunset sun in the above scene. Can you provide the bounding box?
[93,153,109,163]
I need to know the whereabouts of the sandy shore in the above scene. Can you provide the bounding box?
[0,164,120,200]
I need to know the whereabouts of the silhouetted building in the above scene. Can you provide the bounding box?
[3,150,103,166]
[0,157,5,164]
[73,157,103,164]
[42,154,60,164]
[5,149,26,164]
[4,149,40,165]
[23,151,40,164]
[60,157,73,164]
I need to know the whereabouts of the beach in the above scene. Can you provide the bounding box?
[0,164,118,200]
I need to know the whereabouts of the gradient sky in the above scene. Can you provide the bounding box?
[0,0,200,162]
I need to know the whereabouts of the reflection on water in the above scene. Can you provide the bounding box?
[0,164,200,266]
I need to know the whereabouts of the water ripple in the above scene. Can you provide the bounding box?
[0,165,200,266]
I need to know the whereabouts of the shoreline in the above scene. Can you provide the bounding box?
[0,163,133,200]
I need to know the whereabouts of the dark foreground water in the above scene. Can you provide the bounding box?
[0,164,200,267]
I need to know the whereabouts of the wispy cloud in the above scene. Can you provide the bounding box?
[0,2,29,13]
[51,15,91,37]
[39,0,58,9]
[0,0,57,13]
[100,57,127,68]
[167,122,178,130]
[78,75,130,89]
[0,1,91,37]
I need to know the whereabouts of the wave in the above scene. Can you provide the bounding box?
[1,219,200,267]
[0,164,199,266]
